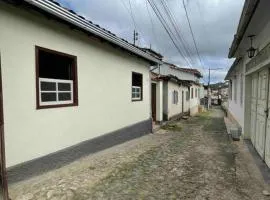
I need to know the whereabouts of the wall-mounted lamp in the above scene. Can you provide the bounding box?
[247,35,256,58]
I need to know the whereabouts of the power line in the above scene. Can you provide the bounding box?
[182,0,207,83]
[147,0,207,83]
[128,0,138,31]
[182,0,203,70]
[147,0,192,67]
[120,0,135,29]
[145,0,159,49]
[160,0,195,65]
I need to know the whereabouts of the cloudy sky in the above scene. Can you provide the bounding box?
[56,0,244,83]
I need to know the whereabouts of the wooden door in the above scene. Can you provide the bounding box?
[255,69,268,158]
[151,83,156,121]
[251,73,258,146]
[0,53,8,199]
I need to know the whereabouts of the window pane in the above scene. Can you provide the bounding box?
[58,83,71,91]
[136,93,140,98]
[132,93,136,98]
[132,88,136,93]
[41,93,57,102]
[58,92,72,101]
[41,82,56,91]
[38,49,73,80]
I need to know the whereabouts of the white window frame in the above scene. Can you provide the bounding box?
[39,78,73,106]
[132,86,142,100]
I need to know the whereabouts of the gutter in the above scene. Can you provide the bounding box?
[228,0,260,58]
[24,0,162,64]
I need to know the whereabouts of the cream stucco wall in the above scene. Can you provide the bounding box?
[0,3,152,167]
[189,85,200,116]
[167,81,189,119]
[228,61,245,130]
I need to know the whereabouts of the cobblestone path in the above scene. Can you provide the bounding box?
[9,108,270,200]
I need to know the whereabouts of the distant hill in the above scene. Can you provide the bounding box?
[209,82,228,90]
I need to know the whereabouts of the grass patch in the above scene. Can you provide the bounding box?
[161,124,182,132]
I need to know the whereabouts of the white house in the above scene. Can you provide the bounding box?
[0,0,162,196]
[151,73,192,122]
[153,62,203,116]
[226,0,270,168]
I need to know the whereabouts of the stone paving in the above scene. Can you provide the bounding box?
[9,107,270,200]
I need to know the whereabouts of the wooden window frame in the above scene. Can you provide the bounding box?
[35,46,78,109]
[131,72,143,102]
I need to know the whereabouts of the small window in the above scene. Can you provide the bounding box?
[186,91,189,101]
[229,80,232,100]
[172,90,178,104]
[191,88,194,99]
[195,88,197,98]
[240,74,243,105]
[234,75,237,102]
[132,72,143,101]
[36,46,78,109]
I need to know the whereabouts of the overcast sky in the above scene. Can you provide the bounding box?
[56,0,244,83]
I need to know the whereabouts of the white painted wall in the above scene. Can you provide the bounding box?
[154,64,200,82]
[189,85,200,116]
[227,61,245,129]
[0,4,152,167]
[156,81,163,122]
[166,81,189,119]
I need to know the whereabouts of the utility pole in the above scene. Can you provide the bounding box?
[207,67,222,110]
[133,30,139,45]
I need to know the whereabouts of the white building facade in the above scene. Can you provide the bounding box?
[0,0,161,193]
[153,62,202,117]
[226,0,270,168]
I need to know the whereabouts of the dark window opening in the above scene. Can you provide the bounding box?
[132,72,143,101]
[39,49,74,80]
[36,46,78,109]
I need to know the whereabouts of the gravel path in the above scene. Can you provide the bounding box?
[9,108,270,200]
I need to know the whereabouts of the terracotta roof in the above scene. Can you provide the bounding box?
[7,0,161,64]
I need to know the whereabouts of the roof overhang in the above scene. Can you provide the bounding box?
[224,58,242,80]
[9,0,162,65]
[228,0,260,58]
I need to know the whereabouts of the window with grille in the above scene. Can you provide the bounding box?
[36,46,78,108]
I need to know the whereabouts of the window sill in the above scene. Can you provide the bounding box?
[132,99,143,102]
[37,103,78,110]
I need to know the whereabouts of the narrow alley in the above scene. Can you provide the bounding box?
[9,108,270,200]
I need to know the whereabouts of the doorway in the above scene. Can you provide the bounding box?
[151,83,157,121]
[250,67,270,168]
